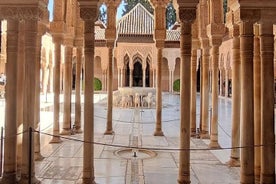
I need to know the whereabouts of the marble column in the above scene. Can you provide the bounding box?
[16,21,25,171]
[219,69,223,96]
[50,36,62,143]
[200,43,210,139]
[48,64,54,93]
[227,28,241,167]
[34,23,45,161]
[143,68,146,87]
[259,21,275,184]
[239,20,255,184]
[19,19,39,184]
[190,49,197,136]
[225,69,229,97]
[208,45,220,148]
[178,8,195,184]
[75,47,82,133]
[79,6,97,182]
[253,25,261,180]
[129,68,133,87]
[41,65,49,94]
[1,19,19,184]
[61,45,73,135]
[105,45,114,135]
[154,47,164,136]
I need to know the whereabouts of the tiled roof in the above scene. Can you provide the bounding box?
[94,3,181,41]
[95,29,105,40]
[166,30,180,41]
[117,3,154,35]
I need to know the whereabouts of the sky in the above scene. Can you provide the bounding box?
[47,0,124,22]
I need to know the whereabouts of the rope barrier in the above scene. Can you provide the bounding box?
[34,129,276,152]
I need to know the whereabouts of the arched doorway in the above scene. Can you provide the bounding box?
[133,61,142,87]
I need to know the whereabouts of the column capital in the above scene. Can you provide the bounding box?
[0,6,44,21]
[234,8,260,24]
[79,7,98,21]
[178,8,196,23]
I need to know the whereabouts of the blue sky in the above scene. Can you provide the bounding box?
[47,0,124,21]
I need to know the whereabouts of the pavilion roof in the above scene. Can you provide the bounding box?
[94,3,180,42]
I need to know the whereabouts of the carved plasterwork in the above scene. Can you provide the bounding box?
[0,7,44,20]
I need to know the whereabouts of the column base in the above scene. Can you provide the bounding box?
[104,130,114,135]
[153,130,164,136]
[200,131,210,139]
[226,157,240,167]
[60,129,71,135]
[18,175,40,184]
[34,153,45,161]
[190,130,197,138]
[208,141,220,149]
[49,136,62,144]
[1,172,17,184]
[177,178,191,184]
[82,178,96,184]
[75,128,83,134]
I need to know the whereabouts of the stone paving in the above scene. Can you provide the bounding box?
[0,93,241,183]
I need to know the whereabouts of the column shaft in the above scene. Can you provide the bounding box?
[50,38,62,143]
[105,47,114,134]
[209,46,220,148]
[253,29,261,180]
[61,46,73,134]
[82,19,96,184]
[240,21,254,184]
[75,47,82,133]
[34,29,44,161]
[178,21,192,184]
[154,48,164,136]
[259,23,275,184]
[201,48,210,138]
[20,19,39,183]
[227,36,241,167]
[190,49,197,136]
[2,19,19,183]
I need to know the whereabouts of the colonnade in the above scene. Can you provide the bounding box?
[0,0,275,184]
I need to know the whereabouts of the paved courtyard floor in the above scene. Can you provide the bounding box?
[1,93,241,183]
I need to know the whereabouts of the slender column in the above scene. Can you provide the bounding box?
[152,69,155,87]
[50,36,62,143]
[48,64,54,93]
[120,69,123,87]
[75,47,82,133]
[117,69,120,88]
[200,44,210,139]
[227,29,241,167]
[34,24,44,161]
[219,69,223,96]
[259,21,275,184]
[190,49,197,136]
[1,19,19,184]
[16,21,25,171]
[19,19,39,184]
[225,69,229,97]
[154,47,164,136]
[79,6,97,182]
[104,45,114,135]
[239,20,255,184]
[143,68,146,87]
[178,8,195,184]
[208,45,220,148]
[61,45,73,135]
[171,70,174,93]
[129,69,133,87]
[41,65,48,94]
[253,25,261,181]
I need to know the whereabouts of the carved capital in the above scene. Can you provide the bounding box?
[179,8,196,23]
[207,23,225,38]
[236,9,260,24]
[0,7,44,20]
[79,7,98,21]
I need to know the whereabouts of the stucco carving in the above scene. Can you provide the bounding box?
[0,7,44,20]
